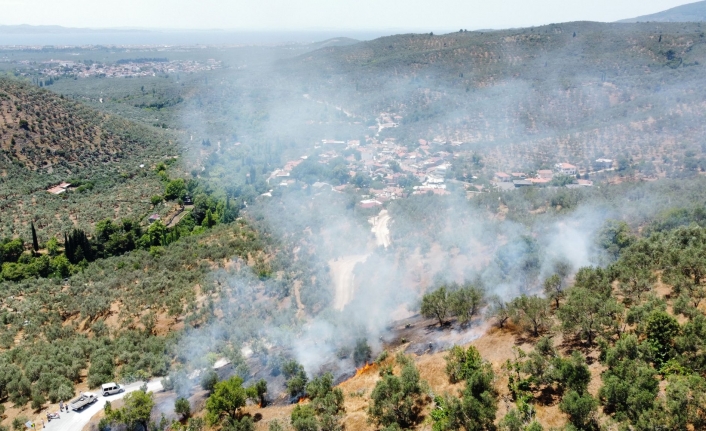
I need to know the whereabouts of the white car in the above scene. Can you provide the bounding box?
[70,392,97,410]
[101,382,124,396]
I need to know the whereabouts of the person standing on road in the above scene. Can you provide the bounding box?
[59,400,63,411]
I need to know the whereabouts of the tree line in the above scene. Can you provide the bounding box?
[418,221,706,429]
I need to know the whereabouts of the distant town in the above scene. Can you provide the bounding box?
[12,57,221,79]
[267,114,615,209]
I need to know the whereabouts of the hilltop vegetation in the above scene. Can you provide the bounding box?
[0,78,180,241]
[35,22,706,184]
[232,204,706,431]
[6,18,706,431]
[618,1,706,23]
[0,78,172,173]
[0,221,259,407]
[413,215,706,430]
[10,21,706,183]
[283,22,706,174]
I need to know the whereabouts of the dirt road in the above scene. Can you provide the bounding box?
[166,205,193,228]
[369,210,391,248]
[329,255,369,311]
[42,379,163,431]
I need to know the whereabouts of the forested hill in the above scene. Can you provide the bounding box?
[0,77,179,241]
[284,21,706,172]
[618,1,706,23]
[0,78,173,175]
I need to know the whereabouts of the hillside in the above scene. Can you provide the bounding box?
[618,1,706,23]
[201,198,706,431]
[307,37,361,50]
[0,78,173,174]
[0,78,178,240]
[6,20,706,431]
[281,22,706,173]
[39,22,706,181]
[0,220,282,427]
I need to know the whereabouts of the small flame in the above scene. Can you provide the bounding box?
[339,363,375,386]
[297,396,309,404]
[355,362,374,377]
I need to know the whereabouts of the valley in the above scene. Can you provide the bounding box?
[3,10,706,431]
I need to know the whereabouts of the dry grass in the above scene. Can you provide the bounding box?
[243,324,570,431]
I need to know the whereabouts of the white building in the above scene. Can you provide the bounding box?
[555,163,577,176]
[595,158,613,169]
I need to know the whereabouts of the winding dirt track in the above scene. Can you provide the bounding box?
[329,211,392,310]
[370,210,391,248]
[329,255,369,311]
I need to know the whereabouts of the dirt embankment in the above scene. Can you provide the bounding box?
[250,319,553,431]
[327,210,391,311]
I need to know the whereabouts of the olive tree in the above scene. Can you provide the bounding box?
[421,286,450,327]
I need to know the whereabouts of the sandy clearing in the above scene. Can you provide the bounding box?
[329,255,369,311]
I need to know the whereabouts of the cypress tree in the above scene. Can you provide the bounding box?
[64,231,74,263]
[31,221,39,252]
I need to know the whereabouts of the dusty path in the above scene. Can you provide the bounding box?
[293,280,306,318]
[369,210,391,248]
[40,379,163,431]
[329,255,369,310]
[166,205,193,228]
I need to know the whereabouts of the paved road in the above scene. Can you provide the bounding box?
[43,379,163,431]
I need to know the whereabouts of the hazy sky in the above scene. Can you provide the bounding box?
[0,0,699,31]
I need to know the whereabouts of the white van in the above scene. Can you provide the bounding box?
[101,382,123,396]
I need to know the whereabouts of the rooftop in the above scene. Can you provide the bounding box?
[556,163,577,169]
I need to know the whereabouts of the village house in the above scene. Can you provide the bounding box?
[431,164,449,176]
[358,148,374,161]
[426,175,445,184]
[494,172,512,182]
[595,158,613,169]
[537,170,554,180]
[423,158,443,169]
[530,177,552,185]
[555,163,577,176]
[360,199,383,209]
[47,182,71,195]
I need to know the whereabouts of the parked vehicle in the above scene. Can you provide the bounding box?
[69,392,97,411]
[101,382,123,396]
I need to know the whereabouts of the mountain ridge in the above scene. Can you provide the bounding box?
[618,1,706,23]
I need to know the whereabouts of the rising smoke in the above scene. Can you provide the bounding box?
[170,22,706,396]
